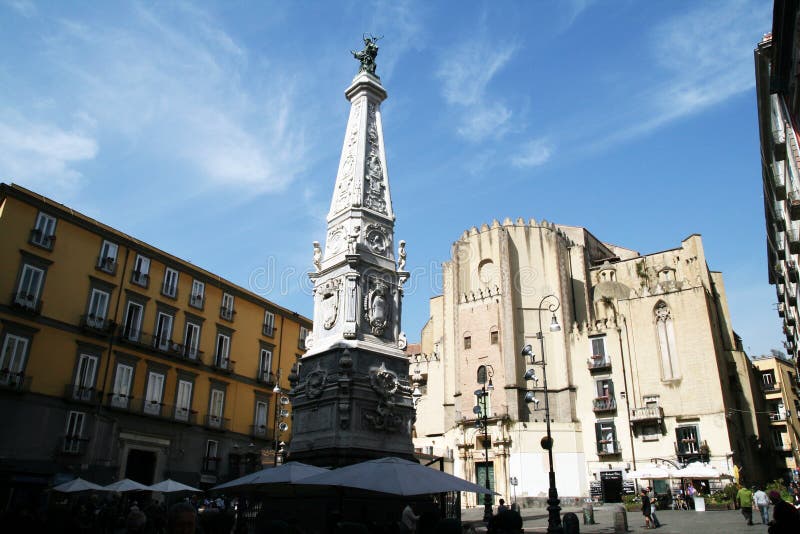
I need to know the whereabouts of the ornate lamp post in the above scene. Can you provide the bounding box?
[273,377,290,466]
[474,364,495,523]
[521,294,563,533]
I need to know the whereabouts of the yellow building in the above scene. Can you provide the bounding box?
[0,183,311,502]
[751,355,800,481]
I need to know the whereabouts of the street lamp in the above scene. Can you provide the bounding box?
[521,293,563,534]
[273,377,290,466]
[474,364,495,523]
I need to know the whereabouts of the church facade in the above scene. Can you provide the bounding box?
[410,220,773,503]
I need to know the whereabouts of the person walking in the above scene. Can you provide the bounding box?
[736,484,754,526]
[648,487,661,528]
[753,486,769,524]
[767,490,800,533]
[641,488,653,529]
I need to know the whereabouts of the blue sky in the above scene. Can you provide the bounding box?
[0,0,781,355]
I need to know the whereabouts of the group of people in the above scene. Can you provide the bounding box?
[639,487,661,529]
[736,484,800,532]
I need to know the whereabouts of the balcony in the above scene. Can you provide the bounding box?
[775,208,787,230]
[250,424,270,439]
[80,314,116,336]
[769,412,787,423]
[64,384,102,404]
[106,392,135,411]
[790,228,800,254]
[10,292,42,315]
[262,323,275,337]
[161,283,177,299]
[587,355,611,372]
[204,414,231,431]
[675,439,709,464]
[779,302,786,317]
[96,256,117,275]
[0,371,31,392]
[258,370,277,386]
[597,440,621,456]
[61,435,89,455]
[130,270,149,287]
[761,382,780,393]
[777,234,787,256]
[211,358,235,374]
[791,190,800,220]
[788,314,797,326]
[774,443,792,452]
[592,397,617,413]
[630,405,664,424]
[172,406,198,424]
[220,306,235,322]
[790,261,799,283]
[772,161,787,199]
[29,228,55,250]
[774,127,787,161]
[189,294,205,309]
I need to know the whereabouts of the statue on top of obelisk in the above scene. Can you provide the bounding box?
[351,34,381,75]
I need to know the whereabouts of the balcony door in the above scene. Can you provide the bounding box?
[144,372,164,415]
[74,354,98,400]
[175,379,193,421]
[111,364,133,408]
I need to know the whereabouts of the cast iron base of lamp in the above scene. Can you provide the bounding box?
[483,493,493,523]
[546,473,563,533]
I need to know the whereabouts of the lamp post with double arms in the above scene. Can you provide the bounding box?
[474,364,494,523]
[272,373,290,467]
[521,294,563,534]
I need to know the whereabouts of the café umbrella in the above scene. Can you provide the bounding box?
[300,456,497,496]
[674,462,731,479]
[104,478,150,492]
[148,479,202,493]
[627,465,677,480]
[211,461,329,491]
[53,477,105,493]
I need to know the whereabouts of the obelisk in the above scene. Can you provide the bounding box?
[287,37,415,466]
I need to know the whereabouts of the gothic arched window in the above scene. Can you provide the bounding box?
[655,301,680,380]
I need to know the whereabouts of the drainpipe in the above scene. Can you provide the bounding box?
[617,321,637,470]
[98,246,130,411]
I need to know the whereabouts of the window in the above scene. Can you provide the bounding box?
[263,310,275,336]
[490,328,499,345]
[63,411,86,453]
[258,348,273,383]
[591,337,607,359]
[208,389,225,427]
[676,425,699,454]
[85,288,110,329]
[122,301,144,342]
[97,240,118,273]
[73,354,98,401]
[761,371,776,387]
[31,212,56,248]
[175,379,193,422]
[299,327,309,350]
[132,255,150,286]
[143,371,165,415]
[110,364,133,409]
[772,429,786,449]
[215,333,231,369]
[464,335,471,349]
[154,312,174,351]
[254,400,269,437]
[655,301,680,380]
[14,264,44,311]
[593,379,615,411]
[595,421,618,454]
[183,322,201,359]
[204,439,220,471]
[0,334,29,387]
[162,268,179,298]
[190,280,205,308]
[221,292,235,320]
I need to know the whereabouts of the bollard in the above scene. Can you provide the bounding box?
[563,512,580,533]
[612,503,628,534]
[582,502,595,525]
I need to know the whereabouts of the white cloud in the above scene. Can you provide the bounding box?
[3,0,36,17]
[0,115,97,197]
[436,38,517,141]
[512,138,553,168]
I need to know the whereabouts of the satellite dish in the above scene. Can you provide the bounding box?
[280,396,290,405]
[278,422,289,432]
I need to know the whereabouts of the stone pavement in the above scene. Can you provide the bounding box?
[462,507,773,533]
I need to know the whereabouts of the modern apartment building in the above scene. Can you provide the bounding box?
[411,220,772,505]
[0,183,311,508]
[751,354,800,482]
[755,0,800,364]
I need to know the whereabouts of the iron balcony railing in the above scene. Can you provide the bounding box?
[11,292,42,314]
[597,440,621,455]
[587,355,612,371]
[212,357,235,374]
[769,412,787,422]
[592,396,617,412]
[258,370,277,386]
[262,323,275,337]
[62,435,89,455]
[202,456,221,474]
[250,424,270,439]
[131,270,149,287]
[64,384,103,404]
[96,256,117,275]
[220,306,235,321]
[630,405,664,423]
[0,370,31,392]
[204,414,231,431]
[80,314,116,335]
[29,228,55,249]
[189,294,205,309]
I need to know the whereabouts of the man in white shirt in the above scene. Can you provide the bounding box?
[753,486,769,524]
[400,503,419,533]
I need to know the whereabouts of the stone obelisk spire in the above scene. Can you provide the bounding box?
[287,37,414,466]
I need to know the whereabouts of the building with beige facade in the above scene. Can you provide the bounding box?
[411,219,772,505]
[751,354,800,481]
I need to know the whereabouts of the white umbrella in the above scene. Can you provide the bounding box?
[300,456,497,496]
[674,462,730,479]
[148,479,202,493]
[627,465,677,479]
[211,461,329,491]
[53,477,105,493]
[104,478,150,492]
